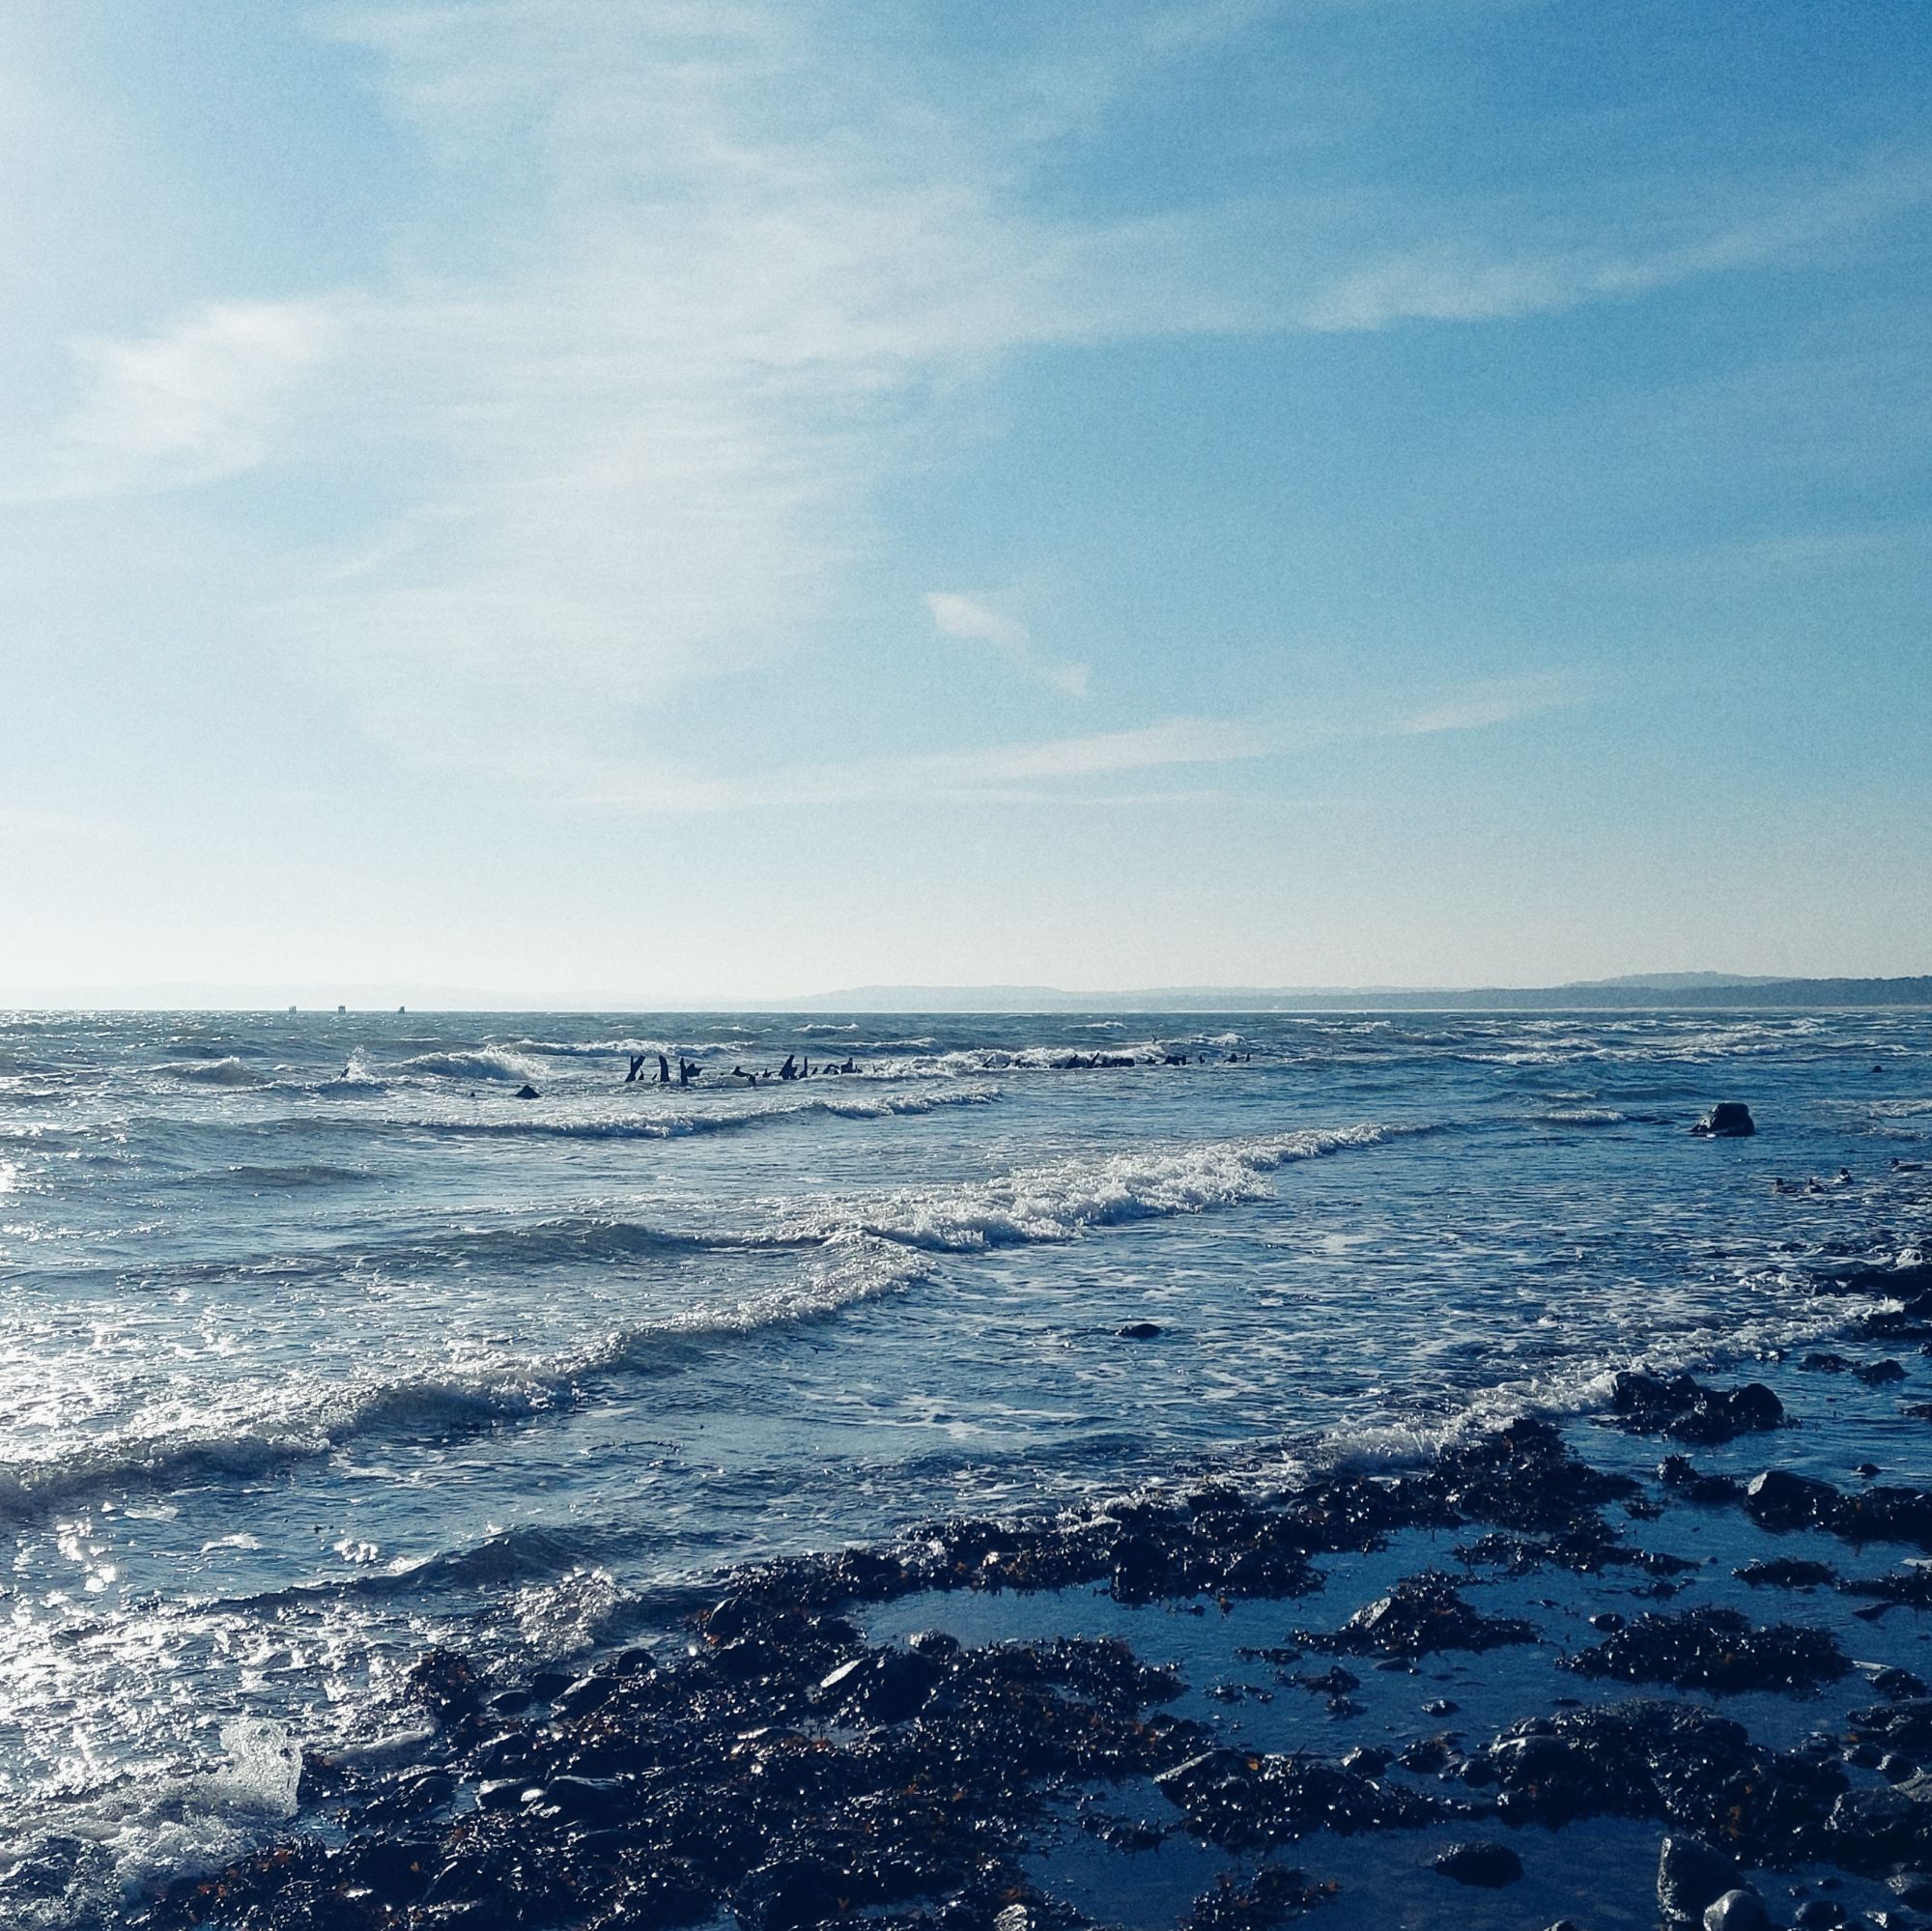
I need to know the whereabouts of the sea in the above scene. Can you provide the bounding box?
[2,1006,1928,1921]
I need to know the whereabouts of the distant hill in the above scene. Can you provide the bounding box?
[774,976,1932,1013]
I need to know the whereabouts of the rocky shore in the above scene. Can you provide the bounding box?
[124,1258,1932,1931]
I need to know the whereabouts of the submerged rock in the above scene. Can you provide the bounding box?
[1434,1841,1522,1888]
[1736,1557,1837,1589]
[1692,1103,1756,1137]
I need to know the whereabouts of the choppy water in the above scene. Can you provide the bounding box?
[2,1007,1928,1918]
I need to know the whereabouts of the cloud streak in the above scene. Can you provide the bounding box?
[8,2,1916,795]
[925,591,1090,698]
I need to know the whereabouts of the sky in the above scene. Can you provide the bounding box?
[1,0,1928,1004]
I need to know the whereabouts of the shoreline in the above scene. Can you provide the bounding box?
[116,1255,1932,1931]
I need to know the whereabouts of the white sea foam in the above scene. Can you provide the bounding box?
[397,1046,550,1082]
[0,1235,925,1521]
[396,1080,1002,1141]
[788,1122,1422,1253]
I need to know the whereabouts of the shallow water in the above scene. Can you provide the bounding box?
[1,1007,1927,1915]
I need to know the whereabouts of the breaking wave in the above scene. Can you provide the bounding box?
[0,1237,924,1523]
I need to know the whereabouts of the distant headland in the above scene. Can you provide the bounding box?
[768,973,1932,1013]
[5,972,1928,1013]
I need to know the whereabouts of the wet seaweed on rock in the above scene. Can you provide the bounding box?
[1562,1605,1851,1696]
[1297,1572,1538,1658]
[1608,1372,1785,1445]
[148,1623,1206,1931]
[1483,1703,1847,1856]
[1152,1746,1446,1851]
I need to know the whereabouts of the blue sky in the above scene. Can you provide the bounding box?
[2,0,1927,1001]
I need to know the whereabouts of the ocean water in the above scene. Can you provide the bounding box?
[1,1007,1928,1917]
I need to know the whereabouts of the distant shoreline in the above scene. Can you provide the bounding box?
[4,973,1929,1014]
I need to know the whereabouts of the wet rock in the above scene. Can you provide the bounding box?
[1661,1456,1748,1506]
[1839,1485,1932,1547]
[1805,1353,1853,1374]
[1746,1468,1844,1531]
[1179,1864,1327,1931]
[1705,1888,1773,1931]
[815,1646,944,1724]
[1659,1836,1743,1921]
[1154,1746,1440,1849]
[1488,1705,1843,1851]
[1430,1416,1639,1531]
[1692,1103,1756,1137]
[1826,1780,1932,1867]
[1610,1373,1784,1444]
[1300,1571,1535,1657]
[736,1854,847,1931]
[1849,1699,1932,1750]
[1889,1874,1932,1910]
[1434,1840,1522,1887]
[1795,1899,1847,1928]
[1737,1558,1837,1589]
[1565,1604,1849,1695]
[1858,1360,1909,1385]
[1117,1321,1164,1340]
[514,1083,541,1100]
[1874,1667,1931,1698]
[405,1647,483,1723]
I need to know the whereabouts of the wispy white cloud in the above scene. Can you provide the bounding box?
[8,1,1908,787]
[1297,156,1932,331]
[925,591,1090,697]
[1395,673,1582,736]
[11,300,338,500]
[564,671,1572,813]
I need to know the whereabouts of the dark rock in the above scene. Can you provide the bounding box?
[1804,1353,1852,1373]
[1826,1781,1932,1866]
[1659,1836,1743,1921]
[1840,1485,1932,1547]
[1301,1571,1535,1657]
[1179,1864,1326,1931]
[514,1083,541,1100]
[735,1854,846,1931]
[1875,1667,1931,1698]
[1488,1705,1844,1849]
[1565,1604,1849,1695]
[1889,1874,1932,1910]
[1117,1321,1164,1340]
[1745,1468,1843,1531]
[1434,1841,1522,1888]
[1661,1455,1748,1506]
[1858,1360,1909,1385]
[1611,1373,1784,1444]
[814,1646,943,1724]
[1795,1901,1846,1928]
[1704,1889,1772,1931]
[1692,1103,1756,1137]
[1154,1746,1440,1849]
[1736,1558,1837,1589]
[405,1647,482,1722]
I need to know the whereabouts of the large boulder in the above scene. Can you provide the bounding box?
[1692,1102,1755,1137]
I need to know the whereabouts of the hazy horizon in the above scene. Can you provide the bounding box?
[3,3,1928,994]
[5,965,1927,1014]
